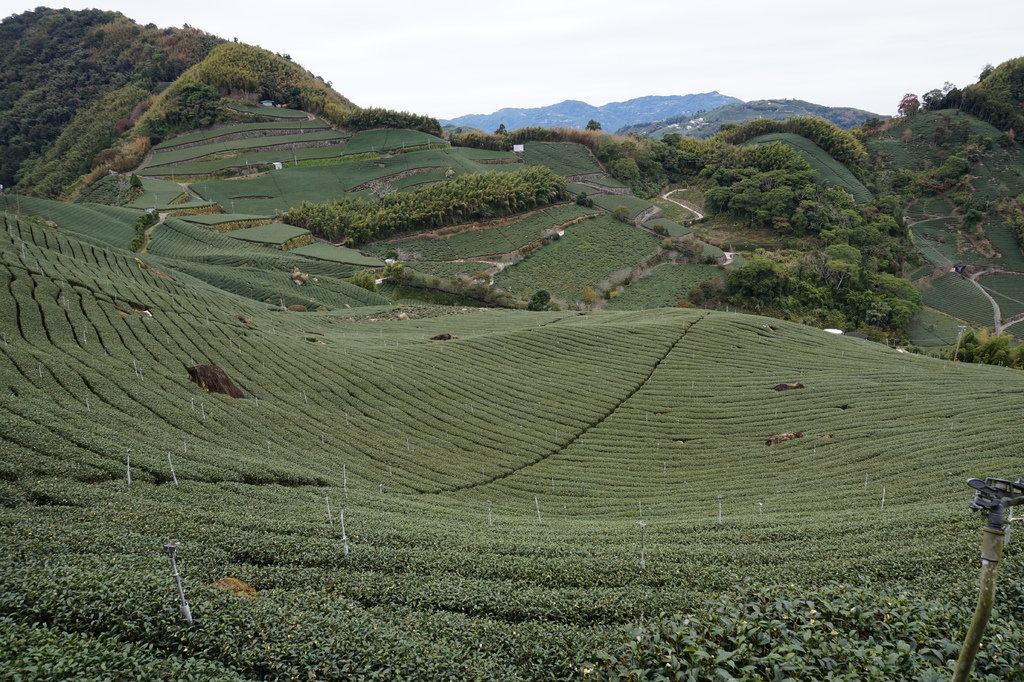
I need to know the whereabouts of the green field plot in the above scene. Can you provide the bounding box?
[923,196,954,215]
[867,110,1004,171]
[906,196,955,221]
[147,217,283,261]
[403,261,492,279]
[591,194,655,219]
[911,217,993,267]
[978,274,1024,319]
[909,265,933,281]
[170,259,386,308]
[748,133,872,203]
[984,219,1024,272]
[138,143,352,177]
[644,217,692,237]
[603,264,724,310]
[584,176,629,189]
[522,142,603,176]
[225,223,310,244]
[127,178,187,208]
[342,129,445,156]
[493,214,660,303]
[443,146,522,164]
[905,308,967,348]
[972,154,1024,202]
[1,195,139,249]
[364,205,599,261]
[920,272,995,326]
[1005,317,1024,338]
[290,243,385,266]
[226,102,312,119]
[702,241,726,260]
[153,120,330,150]
[179,213,272,226]
[141,219,356,284]
[650,191,703,224]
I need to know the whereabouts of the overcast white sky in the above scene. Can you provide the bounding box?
[8,1,1024,120]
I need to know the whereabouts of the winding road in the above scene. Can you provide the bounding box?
[662,189,704,219]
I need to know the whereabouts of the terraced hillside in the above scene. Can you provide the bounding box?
[0,202,1022,679]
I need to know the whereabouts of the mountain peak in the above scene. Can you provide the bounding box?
[440,93,742,132]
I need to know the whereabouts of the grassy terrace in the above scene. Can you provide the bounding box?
[591,194,656,219]
[522,142,603,176]
[153,120,330,151]
[603,263,724,310]
[289,243,385,267]
[145,130,351,168]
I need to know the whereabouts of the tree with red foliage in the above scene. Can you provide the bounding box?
[898,93,920,117]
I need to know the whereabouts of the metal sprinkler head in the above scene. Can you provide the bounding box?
[163,540,181,556]
[967,478,1024,530]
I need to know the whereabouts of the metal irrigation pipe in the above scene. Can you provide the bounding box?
[163,541,193,625]
[952,486,1024,682]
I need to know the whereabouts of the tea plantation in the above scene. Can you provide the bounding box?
[1,199,1023,680]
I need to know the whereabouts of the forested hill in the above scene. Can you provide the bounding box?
[618,99,883,139]
[0,8,439,201]
[440,93,742,133]
[0,8,224,190]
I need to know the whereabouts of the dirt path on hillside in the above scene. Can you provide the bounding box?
[662,190,704,219]
[967,267,1024,333]
[134,212,167,254]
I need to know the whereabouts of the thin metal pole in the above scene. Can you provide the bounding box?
[638,521,647,570]
[952,528,1004,681]
[163,542,193,624]
[339,508,349,557]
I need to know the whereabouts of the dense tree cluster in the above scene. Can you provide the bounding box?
[942,328,1024,367]
[698,142,820,231]
[918,59,1024,138]
[340,108,442,137]
[713,117,868,172]
[663,128,919,332]
[728,251,920,331]
[286,166,566,245]
[13,84,150,198]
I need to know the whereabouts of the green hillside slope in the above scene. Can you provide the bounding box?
[0,204,1021,679]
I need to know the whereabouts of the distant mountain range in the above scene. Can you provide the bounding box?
[618,99,884,139]
[439,93,742,133]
